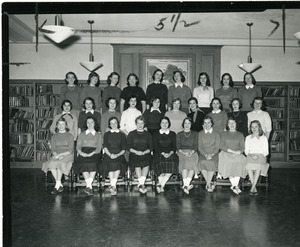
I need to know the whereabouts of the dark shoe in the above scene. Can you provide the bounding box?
[249,191,254,196]
[253,191,259,196]
[84,187,93,196]
[57,186,64,193]
[51,188,58,195]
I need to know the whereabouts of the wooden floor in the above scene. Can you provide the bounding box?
[6,168,300,247]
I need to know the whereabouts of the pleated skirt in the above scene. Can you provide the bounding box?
[153,153,179,175]
[218,151,247,178]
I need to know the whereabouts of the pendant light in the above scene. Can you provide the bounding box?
[40,14,75,43]
[79,20,103,72]
[238,23,262,73]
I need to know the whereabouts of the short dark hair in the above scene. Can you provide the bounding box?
[127,95,137,103]
[135,115,145,125]
[182,117,193,128]
[250,97,266,110]
[210,97,223,111]
[172,70,185,83]
[108,116,120,129]
[202,115,214,126]
[220,73,234,87]
[127,73,139,86]
[229,98,243,110]
[87,72,100,86]
[65,71,78,85]
[150,97,160,107]
[105,97,118,109]
[243,72,257,85]
[188,97,198,105]
[197,72,211,86]
[152,69,164,83]
[84,116,100,132]
[160,116,171,128]
[55,117,70,133]
[107,72,120,85]
[226,117,237,131]
[249,120,264,136]
[83,97,96,110]
[61,99,73,111]
[171,98,182,110]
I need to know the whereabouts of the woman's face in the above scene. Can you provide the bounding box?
[129,98,137,108]
[245,74,253,85]
[85,100,93,110]
[173,100,180,110]
[86,118,95,130]
[251,122,259,134]
[90,76,98,86]
[108,99,117,110]
[228,120,236,131]
[57,121,66,132]
[254,99,262,111]
[212,100,221,111]
[232,100,240,112]
[203,119,212,131]
[152,99,160,109]
[174,72,182,83]
[110,75,119,86]
[128,76,137,87]
[200,75,207,86]
[183,119,191,131]
[154,71,162,82]
[62,102,71,112]
[66,74,76,86]
[189,99,197,111]
[160,119,169,130]
[222,75,230,87]
[136,119,144,131]
[110,119,118,130]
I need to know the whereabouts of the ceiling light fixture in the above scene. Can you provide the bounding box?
[79,20,103,72]
[238,23,262,73]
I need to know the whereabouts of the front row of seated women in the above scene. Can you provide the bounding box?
[43,114,269,197]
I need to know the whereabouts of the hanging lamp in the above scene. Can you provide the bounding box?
[238,23,262,73]
[40,14,75,43]
[79,20,103,72]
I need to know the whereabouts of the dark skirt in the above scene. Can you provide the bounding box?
[153,153,179,175]
[73,147,102,174]
[128,153,152,172]
[101,154,127,177]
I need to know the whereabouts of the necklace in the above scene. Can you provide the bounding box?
[232,111,240,118]
[183,131,191,137]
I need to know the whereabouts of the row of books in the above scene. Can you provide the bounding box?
[37,119,53,129]
[262,87,285,97]
[9,85,34,96]
[36,84,53,94]
[10,133,34,144]
[290,87,300,97]
[9,120,34,133]
[36,141,51,151]
[37,130,51,140]
[271,131,285,142]
[273,121,285,130]
[290,121,300,129]
[36,95,59,106]
[289,99,300,108]
[10,145,34,159]
[290,110,300,119]
[264,99,283,108]
[9,96,31,107]
[289,155,300,161]
[289,140,300,151]
[36,107,58,118]
[36,151,52,161]
[9,108,34,120]
[267,109,284,118]
[290,131,300,140]
[270,143,285,152]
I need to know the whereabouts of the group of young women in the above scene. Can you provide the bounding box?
[42,69,272,197]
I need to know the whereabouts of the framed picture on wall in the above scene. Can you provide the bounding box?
[145,59,191,88]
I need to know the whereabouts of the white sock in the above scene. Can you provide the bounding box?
[194,173,199,179]
[158,175,163,185]
[161,174,171,187]
[183,178,187,187]
[186,177,192,186]
[233,177,240,187]
[111,178,117,187]
[86,178,92,188]
[55,180,62,189]
[140,176,146,185]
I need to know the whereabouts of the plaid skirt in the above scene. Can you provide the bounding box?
[153,153,179,175]
[73,147,102,174]
[100,154,127,177]
[128,153,152,172]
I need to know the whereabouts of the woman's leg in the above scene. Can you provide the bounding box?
[187,170,195,189]
[182,169,188,187]
[248,170,254,192]
[135,167,142,186]
[161,173,172,188]
[201,170,208,188]
[251,170,261,193]
[206,171,215,191]
[50,169,63,190]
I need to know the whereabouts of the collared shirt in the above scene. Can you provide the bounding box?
[175,82,183,88]
[246,84,254,89]
[150,107,161,113]
[204,128,213,134]
[86,129,96,135]
[212,109,221,114]
[85,109,95,114]
[62,111,71,115]
[110,129,120,133]
[159,129,170,135]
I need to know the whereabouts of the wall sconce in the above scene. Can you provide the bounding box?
[238,23,262,73]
